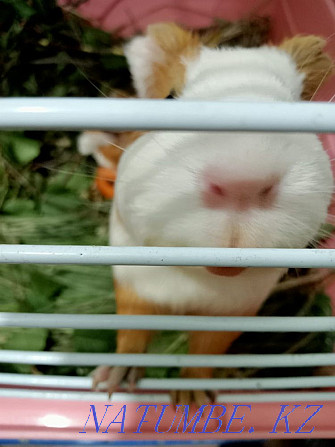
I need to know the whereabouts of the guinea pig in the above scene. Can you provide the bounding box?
[89,24,334,405]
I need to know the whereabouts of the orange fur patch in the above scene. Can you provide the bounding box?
[115,283,157,354]
[98,131,144,166]
[279,35,334,100]
[144,23,200,98]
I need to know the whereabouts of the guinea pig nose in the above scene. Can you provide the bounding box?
[202,176,278,210]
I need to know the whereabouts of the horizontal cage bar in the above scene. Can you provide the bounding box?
[1,350,334,368]
[1,388,335,402]
[0,373,334,391]
[0,98,335,132]
[1,313,335,332]
[2,97,335,407]
[1,245,335,268]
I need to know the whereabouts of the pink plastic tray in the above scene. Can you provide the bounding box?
[1,396,335,441]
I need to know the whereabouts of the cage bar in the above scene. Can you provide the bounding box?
[1,387,335,403]
[1,312,335,332]
[0,98,335,132]
[1,373,335,391]
[1,96,335,413]
[1,245,335,268]
[0,350,334,368]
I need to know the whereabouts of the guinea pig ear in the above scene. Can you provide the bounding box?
[124,23,200,98]
[279,35,334,100]
[77,130,143,168]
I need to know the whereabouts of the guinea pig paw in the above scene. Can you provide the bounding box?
[126,366,145,392]
[170,389,216,407]
[91,365,111,391]
[91,365,144,396]
[105,366,130,397]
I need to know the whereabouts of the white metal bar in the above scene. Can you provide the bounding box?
[0,98,335,132]
[0,388,170,402]
[1,387,335,402]
[1,350,334,368]
[135,377,335,391]
[1,313,335,332]
[1,245,335,268]
[216,392,335,404]
[1,373,334,391]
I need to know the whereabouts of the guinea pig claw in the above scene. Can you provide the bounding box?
[91,365,111,391]
[92,366,143,396]
[170,389,217,407]
[105,366,129,395]
[127,367,144,392]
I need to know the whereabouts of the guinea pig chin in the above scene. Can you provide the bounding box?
[205,266,247,277]
[205,225,254,276]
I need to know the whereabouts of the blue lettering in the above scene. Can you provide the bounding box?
[155,405,179,433]
[269,405,301,434]
[224,405,251,433]
[134,405,157,433]
[174,405,207,433]
[201,405,227,433]
[295,405,323,434]
[79,404,112,433]
[102,405,127,434]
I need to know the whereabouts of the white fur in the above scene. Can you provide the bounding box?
[124,36,165,98]
[182,46,304,101]
[77,131,114,168]
[111,43,333,314]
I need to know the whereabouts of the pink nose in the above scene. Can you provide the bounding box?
[202,176,278,210]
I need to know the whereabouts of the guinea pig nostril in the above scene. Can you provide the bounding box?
[202,176,279,210]
[260,185,273,197]
[209,183,225,197]
[258,181,279,208]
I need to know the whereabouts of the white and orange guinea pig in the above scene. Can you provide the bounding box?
[80,24,334,405]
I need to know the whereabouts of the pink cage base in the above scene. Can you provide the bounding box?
[2,397,335,441]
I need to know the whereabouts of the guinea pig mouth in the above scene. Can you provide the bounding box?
[205,267,247,277]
